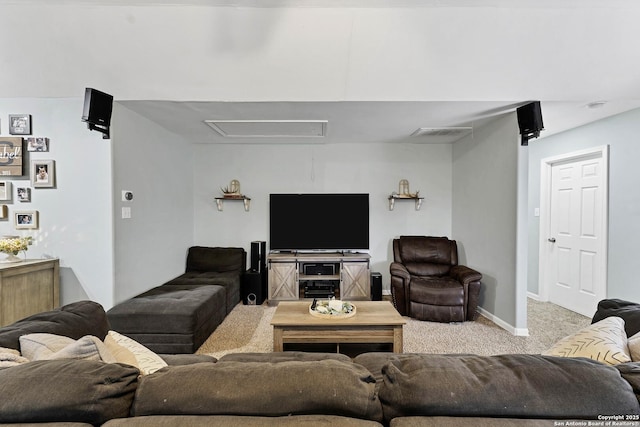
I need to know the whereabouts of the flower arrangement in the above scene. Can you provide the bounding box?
[309,297,356,319]
[0,236,32,255]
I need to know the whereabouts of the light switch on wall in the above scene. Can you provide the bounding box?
[122,207,131,219]
[534,208,540,217]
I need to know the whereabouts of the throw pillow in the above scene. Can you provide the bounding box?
[627,331,640,362]
[543,316,631,365]
[103,334,140,371]
[19,333,116,363]
[107,330,167,375]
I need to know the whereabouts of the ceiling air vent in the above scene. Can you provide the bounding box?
[410,127,473,144]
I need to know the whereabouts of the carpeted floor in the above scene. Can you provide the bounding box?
[196,298,590,359]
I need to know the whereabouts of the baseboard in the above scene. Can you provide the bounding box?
[527,291,541,301]
[478,307,529,337]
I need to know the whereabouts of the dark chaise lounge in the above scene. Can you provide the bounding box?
[107,246,246,353]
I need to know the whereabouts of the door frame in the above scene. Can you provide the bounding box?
[538,145,609,304]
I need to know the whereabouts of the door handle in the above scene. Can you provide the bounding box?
[548,238,556,243]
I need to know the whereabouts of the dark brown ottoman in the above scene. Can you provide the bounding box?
[107,285,226,354]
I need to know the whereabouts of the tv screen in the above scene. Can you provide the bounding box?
[270,193,369,251]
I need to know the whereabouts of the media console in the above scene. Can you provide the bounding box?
[267,252,371,305]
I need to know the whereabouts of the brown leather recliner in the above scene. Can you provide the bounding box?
[390,236,482,322]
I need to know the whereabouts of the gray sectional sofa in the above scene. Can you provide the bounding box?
[106,246,246,353]
[1,300,640,426]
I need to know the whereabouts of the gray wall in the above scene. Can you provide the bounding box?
[110,109,531,328]
[191,142,454,292]
[527,107,640,303]
[0,98,112,307]
[452,113,524,330]
[111,105,195,304]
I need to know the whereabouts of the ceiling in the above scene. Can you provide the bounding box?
[3,0,634,6]
[121,99,640,145]
[3,0,640,144]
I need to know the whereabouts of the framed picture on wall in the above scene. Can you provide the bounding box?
[17,187,31,202]
[15,210,38,229]
[9,114,31,135]
[31,159,55,188]
[26,137,49,152]
[0,181,11,201]
[0,137,24,176]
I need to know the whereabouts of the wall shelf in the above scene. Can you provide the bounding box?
[388,194,424,211]
[214,196,251,212]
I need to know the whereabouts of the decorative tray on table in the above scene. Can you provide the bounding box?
[309,298,356,319]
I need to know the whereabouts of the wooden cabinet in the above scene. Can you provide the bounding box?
[268,261,298,301]
[341,261,371,300]
[0,259,60,327]
[267,253,370,304]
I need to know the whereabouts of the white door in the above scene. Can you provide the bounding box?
[540,147,608,317]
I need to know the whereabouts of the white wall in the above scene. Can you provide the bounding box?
[0,98,113,307]
[452,113,524,329]
[111,105,195,304]
[527,107,640,303]
[192,141,453,290]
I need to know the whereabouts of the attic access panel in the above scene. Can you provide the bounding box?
[204,120,327,138]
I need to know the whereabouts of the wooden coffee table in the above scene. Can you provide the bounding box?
[271,300,406,353]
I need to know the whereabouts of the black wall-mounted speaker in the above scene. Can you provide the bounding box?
[516,101,544,145]
[250,241,266,272]
[82,88,113,127]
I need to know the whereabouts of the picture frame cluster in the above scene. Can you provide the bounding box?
[0,112,55,232]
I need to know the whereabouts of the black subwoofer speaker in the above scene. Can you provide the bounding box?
[241,269,266,305]
[516,101,544,145]
[371,272,382,301]
[250,241,266,272]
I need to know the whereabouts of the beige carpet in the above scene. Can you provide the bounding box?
[196,299,590,359]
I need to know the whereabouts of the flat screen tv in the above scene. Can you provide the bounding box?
[269,193,369,252]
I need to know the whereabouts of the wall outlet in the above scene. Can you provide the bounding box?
[122,207,131,219]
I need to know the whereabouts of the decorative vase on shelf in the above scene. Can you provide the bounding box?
[1,252,22,263]
[0,236,32,264]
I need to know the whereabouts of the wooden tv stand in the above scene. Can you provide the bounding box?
[267,252,370,305]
